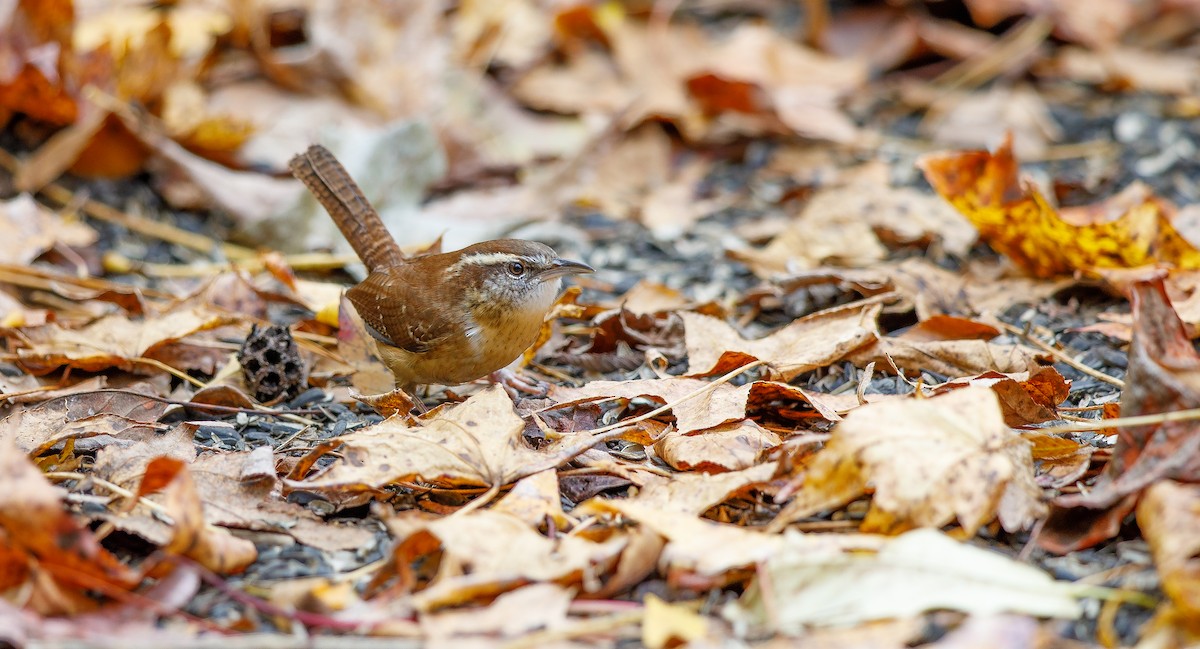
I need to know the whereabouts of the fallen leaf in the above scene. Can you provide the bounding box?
[629,461,779,515]
[552,377,848,436]
[291,385,617,493]
[723,528,1080,632]
[933,366,1070,426]
[0,437,139,614]
[732,183,976,277]
[1137,480,1200,636]
[0,390,167,455]
[385,509,626,610]
[643,594,712,649]
[1043,278,1200,552]
[852,333,1043,377]
[491,469,569,530]
[0,195,97,265]
[9,300,244,376]
[419,583,572,640]
[682,300,881,380]
[654,419,781,473]
[582,499,885,587]
[772,386,1046,535]
[135,457,257,575]
[920,135,1200,278]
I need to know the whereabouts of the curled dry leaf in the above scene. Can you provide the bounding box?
[732,183,976,278]
[933,366,1070,426]
[772,386,1045,536]
[654,419,781,473]
[490,469,569,531]
[0,437,139,615]
[920,135,1200,278]
[1020,432,1095,489]
[1043,278,1200,552]
[850,336,1043,377]
[1137,480,1200,636]
[418,583,573,641]
[9,301,244,376]
[682,300,881,380]
[628,461,778,515]
[135,457,257,575]
[384,509,626,611]
[583,499,884,588]
[552,377,849,436]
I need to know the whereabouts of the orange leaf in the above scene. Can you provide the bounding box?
[919,135,1200,277]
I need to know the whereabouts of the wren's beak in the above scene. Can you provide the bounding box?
[539,258,594,281]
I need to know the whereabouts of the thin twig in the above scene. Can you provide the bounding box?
[1030,407,1200,434]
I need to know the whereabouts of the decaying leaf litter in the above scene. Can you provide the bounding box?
[3,0,1200,646]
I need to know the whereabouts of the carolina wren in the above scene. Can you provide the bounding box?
[288,145,593,392]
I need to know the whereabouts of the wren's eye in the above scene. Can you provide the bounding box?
[506,260,526,277]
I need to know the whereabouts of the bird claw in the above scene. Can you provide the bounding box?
[489,369,549,399]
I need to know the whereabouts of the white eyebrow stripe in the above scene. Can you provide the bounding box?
[446,252,523,274]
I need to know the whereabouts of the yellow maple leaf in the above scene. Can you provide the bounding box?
[919,135,1200,278]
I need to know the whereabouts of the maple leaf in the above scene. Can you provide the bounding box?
[289,385,625,493]
[771,386,1045,535]
[919,135,1200,278]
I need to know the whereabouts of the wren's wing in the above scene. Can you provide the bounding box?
[345,268,456,355]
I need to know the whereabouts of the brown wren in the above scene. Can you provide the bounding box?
[288,145,593,392]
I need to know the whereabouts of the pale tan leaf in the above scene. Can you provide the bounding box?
[773,387,1045,535]
[682,301,880,380]
[654,419,781,473]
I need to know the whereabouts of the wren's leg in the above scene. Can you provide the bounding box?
[489,368,549,398]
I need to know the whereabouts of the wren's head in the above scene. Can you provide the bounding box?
[447,239,593,324]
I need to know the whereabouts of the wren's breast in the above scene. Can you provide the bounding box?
[461,279,559,382]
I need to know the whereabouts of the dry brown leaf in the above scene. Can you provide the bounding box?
[0,390,167,455]
[654,419,781,473]
[1021,432,1094,489]
[490,469,569,530]
[91,420,196,489]
[10,300,244,376]
[135,457,256,575]
[732,184,976,277]
[385,509,626,610]
[923,85,1062,158]
[0,195,97,265]
[583,499,885,587]
[850,336,1042,377]
[630,461,778,515]
[0,437,139,615]
[781,258,1076,325]
[933,366,1069,425]
[1043,278,1200,553]
[1045,45,1200,95]
[418,583,572,641]
[186,451,375,553]
[291,385,613,493]
[552,377,850,435]
[683,301,881,380]
[772,386,1045,535]
[1137,480,1200,635]
[963,0,1143,47]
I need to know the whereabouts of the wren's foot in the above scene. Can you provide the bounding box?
[489,369,549,398]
